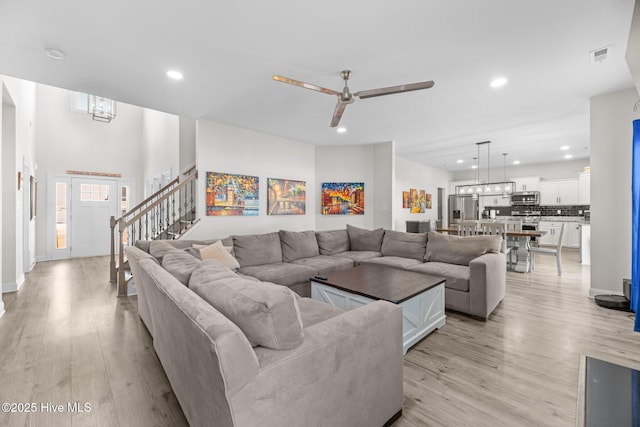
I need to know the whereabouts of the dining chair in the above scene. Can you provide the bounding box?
[505,220,522,268]
[529,223,565,276]
[457,221,479,236]
[481,222,511,268]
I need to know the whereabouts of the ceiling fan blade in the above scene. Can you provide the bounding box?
[272,75,340,96]
[355,80,435,99]
[330,102,347,127]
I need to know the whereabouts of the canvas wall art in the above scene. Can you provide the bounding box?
[206,172,259,216]
[321,182,364,215]
[267,178,306,215]
[402,191,410,208]
[426,193,433,209]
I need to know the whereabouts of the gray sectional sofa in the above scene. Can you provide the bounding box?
[126,225,506,426]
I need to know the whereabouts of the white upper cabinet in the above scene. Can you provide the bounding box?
[512,177,540,192]
[540,180,579,205]
[579,172,590,205]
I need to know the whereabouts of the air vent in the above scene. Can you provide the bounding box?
[590,46,611,64]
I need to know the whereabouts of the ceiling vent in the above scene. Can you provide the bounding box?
[589,46,611,64]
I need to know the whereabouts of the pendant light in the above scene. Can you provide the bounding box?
[455,141,516,196]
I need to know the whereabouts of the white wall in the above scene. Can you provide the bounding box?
[373,142,395,229]
[394,157,452,231]
[1,76,37,296]
[590,87,640,296]
[626,0,640,95]
[450,158,590,182]
[179,117,196,173]
[34,84,144,258]
[193,120,316,239]
[142,108,179,191]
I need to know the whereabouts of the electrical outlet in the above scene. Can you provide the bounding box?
[496,210,500,214]
[557,209,561,215]
[578,210,583,214]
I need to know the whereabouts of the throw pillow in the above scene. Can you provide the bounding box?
[425,232,502,266]
[279,230,320,262]
[189,271,304,350]
[194,241,240,270]
[161,248,202,285]
[347,224,385,252]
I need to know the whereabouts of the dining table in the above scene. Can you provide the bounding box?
[436,227,546,273]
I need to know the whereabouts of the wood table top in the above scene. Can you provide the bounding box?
[436,228,545,237]
[312,264,445,304]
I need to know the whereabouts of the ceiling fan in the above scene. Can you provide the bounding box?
[272,70,435,128]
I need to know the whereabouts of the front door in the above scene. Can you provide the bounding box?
[70,177,118,257]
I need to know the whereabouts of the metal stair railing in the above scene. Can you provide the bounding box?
[110,168,198,296]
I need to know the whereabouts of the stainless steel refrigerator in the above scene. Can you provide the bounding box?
[448,195,479,225]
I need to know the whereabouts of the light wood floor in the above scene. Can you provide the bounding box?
[0,251,637,426]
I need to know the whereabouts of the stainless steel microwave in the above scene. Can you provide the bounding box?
[510,191,540,206]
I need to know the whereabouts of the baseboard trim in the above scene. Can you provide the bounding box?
[35,255,48,263]
[0,302,4,318]
[2,282,17,293]
[589,288,624,298]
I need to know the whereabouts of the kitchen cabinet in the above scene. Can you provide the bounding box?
[538,221,580,248]
[539,180,579,205]
[579,172,590,205]
[483,195,510,207]
[513,177,540,192]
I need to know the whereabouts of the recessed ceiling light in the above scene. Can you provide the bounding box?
[167,70,183,80]
[471,165,478,169]
[44,47,65,60]
[560,145,570,150]
[490,77,508,88]
[336,127,347,133]
[456,159,464,164]
[513,160,521,165]
[564,154,573,159]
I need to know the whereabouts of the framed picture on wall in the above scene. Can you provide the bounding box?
[321,182,364,215]
[267,178,306,215]
[205,172,259,216]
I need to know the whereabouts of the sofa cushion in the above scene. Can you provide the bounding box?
[332,251,382,266]
[291,255,354,275]
[347,225,385,252]
[381,230,428,261]
[238,263,317,288]
[161,248,202,285]
[233,232,283,267]
[296,297,345,328]
[316,229,350,255]
[279,230,320,262]
[189,267,304,350]
[426,232,502,266]
[360,256,424,270]
[190,259,239,284]
[409,262,470,292]
[195,240,240,270]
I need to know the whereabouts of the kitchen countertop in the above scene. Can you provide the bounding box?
[494,215,588,224]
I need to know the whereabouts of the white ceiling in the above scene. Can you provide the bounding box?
[0,0,636,171]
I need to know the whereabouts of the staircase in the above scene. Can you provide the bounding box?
[110,167,198,296]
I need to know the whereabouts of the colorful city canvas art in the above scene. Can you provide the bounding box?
[206,172,259,216]
[267,178,306,215]
[321,182,365,215]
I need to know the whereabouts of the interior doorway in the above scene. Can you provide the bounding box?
[437,187,445,228]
